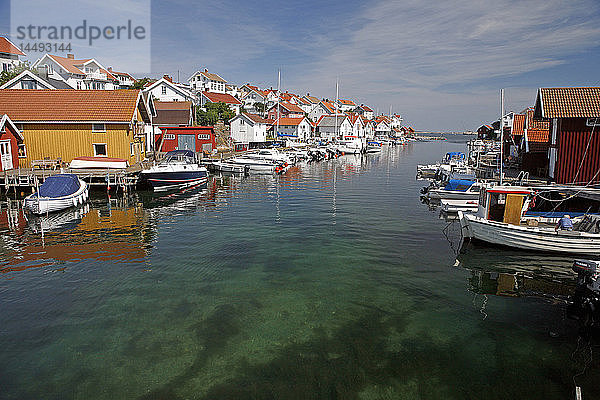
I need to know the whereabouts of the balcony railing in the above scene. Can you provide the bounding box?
[85,71,107,81]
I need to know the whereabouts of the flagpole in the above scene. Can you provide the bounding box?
[276,69,281,143]
[335,78,339,140]
[500,88,504,185]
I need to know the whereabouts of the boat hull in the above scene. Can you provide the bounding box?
[427,190,479,200]
[460,212,600,255]
[141,170,208,192]
[24,179,89,215]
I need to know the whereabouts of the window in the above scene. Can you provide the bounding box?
[93,143,107,157]
[130,142,135,156]
[18,144,26,158]
[92,123,106,132]
[586,118,600,127]
[162,86,167,95]
[22,80,36,89]
[76,81,82,90]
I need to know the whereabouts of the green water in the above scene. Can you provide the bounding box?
[0,141,598,399]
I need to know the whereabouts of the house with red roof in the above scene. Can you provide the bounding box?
[347,114,365,137]
[229,113,270,149]
[32,53,134,90]
[363,118,375,139]
[201,91,242,114]
[143,75,195,103]
[336,98,356,112]
[274,116,312,141]
[0,114,24,171]
[308,100,336,122]
[521,107,550,176]
[0,37,25,73]
[374,116,391,136]
[240,84,268,113]
[189,69,227,94]
[0,89,151,167]
[266,102,305,120]
[355,104,374,120]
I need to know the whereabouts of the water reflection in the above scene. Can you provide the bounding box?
[458,243,576,300]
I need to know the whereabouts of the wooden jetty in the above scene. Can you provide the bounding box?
[0,165,144,196]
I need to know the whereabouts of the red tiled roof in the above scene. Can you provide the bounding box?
[304,95,320,104]
[321,101,336,113]
[243,113,268,124]
[339,99,355,106]
[527,129,549,143]
[270,102,304,113]
[47,54,91,75]
[537,87,600,118]
[276,117,306,126]
[198,71,226,83]
[155,101,192,111]
[202,91,241,105]
[511,113,525,137]
[361,105,373,112]
[0,89,142,122]
[0,37,25,56]
[526,108,549,130]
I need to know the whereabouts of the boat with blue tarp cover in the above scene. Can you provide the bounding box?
[24,174,89,214]
[140,150,208,192]
[365,141,383,153]
[427,179,482,200]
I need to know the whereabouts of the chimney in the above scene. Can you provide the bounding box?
[163,75,173,83]
[67,53,74,59]
[108,67,113,72]
[37,65,48,79]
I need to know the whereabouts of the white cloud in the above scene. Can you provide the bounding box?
[288,0,600,130]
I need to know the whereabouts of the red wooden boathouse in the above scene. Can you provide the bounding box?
[534,87,600,185]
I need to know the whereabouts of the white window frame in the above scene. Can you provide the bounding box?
[92,123,106,133]
[93,143,107,157]
[161,86,167,95]
[18,143,27,158]
[586,118,600,127]
[130,142,135,156]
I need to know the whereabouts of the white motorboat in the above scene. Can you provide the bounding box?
[459,186,600,255]
[24,174,89,215]
[337,136,363,154]
[69,156,128,169]
[211,161,249,174]
[244,149,291,164]
[440,199,478,213]
[365,141,383,154]
[427,179,482,200]
[229,157,279,173]
[140,150,208,192]
[417,152,468,180]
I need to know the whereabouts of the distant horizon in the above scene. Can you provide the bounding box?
[1,0,600,131]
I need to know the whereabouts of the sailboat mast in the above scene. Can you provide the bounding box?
[276,69,281,143]
[335,78,339,139]
[500,88,504,185]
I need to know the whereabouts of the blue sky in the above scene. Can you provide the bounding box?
[2,0,600,131]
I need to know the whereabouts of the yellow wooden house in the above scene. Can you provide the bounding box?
[0,89,152,167]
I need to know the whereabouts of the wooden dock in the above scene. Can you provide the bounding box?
[0,166,144,196]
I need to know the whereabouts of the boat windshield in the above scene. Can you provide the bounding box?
[162,150,196,164]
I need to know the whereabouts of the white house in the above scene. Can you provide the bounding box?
[0,69,73,89]
[107,67,135,88]
[32,54,123,90]
[337,99,356,112]
[240,84,268,113]
[348,114,365,137]
[390,114,404,129]
[188,69,227,94]
[229,113,269,147]
[201,91,242,115]
[275,116,312,141]
[143,76,196,102]
[0,37,25,72]
[308,101,335,122]
[356,104,374,120]
[374,118,391,136]
[316,115,352,140]
[363,118,375,139]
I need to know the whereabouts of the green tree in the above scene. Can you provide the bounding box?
[0,63,30,86]
[131,77,153,89]
[197,102,235,125]
[254,102,266,115]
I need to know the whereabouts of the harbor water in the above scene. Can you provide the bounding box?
[1,138,598,399]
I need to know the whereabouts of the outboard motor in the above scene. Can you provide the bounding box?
[568,259,600,328]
